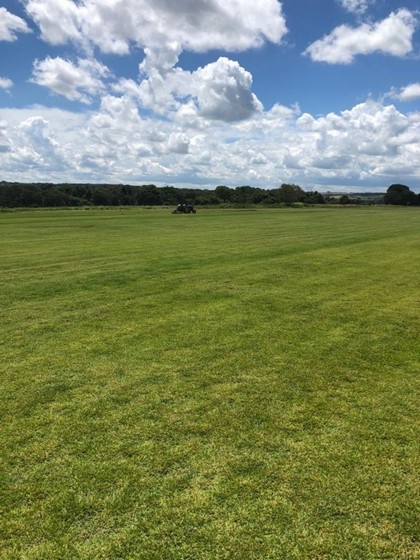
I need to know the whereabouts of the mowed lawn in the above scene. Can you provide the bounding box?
[0,206,419,560]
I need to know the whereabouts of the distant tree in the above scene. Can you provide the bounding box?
[305,191,325,204]
[234,186,254,203]
[160,186,182,205]
[278,183,305,205]
[339,194,351,205]
[249,188,267,204]
[384,184,418,206]
[136,185,163,205]
[92,188,111,205]
[195,193,220,205]
[215,185,234,203]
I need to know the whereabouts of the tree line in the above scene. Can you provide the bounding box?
[0,181,418,208]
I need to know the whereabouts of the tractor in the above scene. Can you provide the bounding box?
[172,204,196,214]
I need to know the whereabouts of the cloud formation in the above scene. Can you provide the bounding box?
[25,0,287,55]
[0,7,31,41]
[390,83,420,102]
[31,57,110,103]
[0,77,13,90]
[17,116,67,171]
[192,58,263,122]
[338,0,374,15]
[1,99,419,189]
[120,56,263,122]
[304,9,417,63]
[24,0,286,122]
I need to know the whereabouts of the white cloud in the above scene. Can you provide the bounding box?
[116,56,262,122]
[25,0,287,55]
[290,102,420,183]
[9,116,69,172]
[0,107,88,179]
[0,7,31,41]
[166,132,190,154]
[31,57,110,103]
[192,58,263,122]
[389,83,420,102]
[1,99,420,188]
[24,1,285,121]
[0,120,11,153]
[0,77,13,90]
[304,9,417,64]
[338,0,374,15]
[23,0,81,46]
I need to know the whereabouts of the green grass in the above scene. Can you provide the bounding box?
[1,206,419,559]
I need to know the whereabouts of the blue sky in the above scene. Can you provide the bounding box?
[1,0,419,191]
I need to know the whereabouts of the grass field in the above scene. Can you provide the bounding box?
[1,206,419,559]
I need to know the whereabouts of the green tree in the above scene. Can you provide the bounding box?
[214,185,234,203]
[278,183,305,205]
[384,184,417,206]
[136,185,163,205]
[339,194,351,205]
[305,191,325,204]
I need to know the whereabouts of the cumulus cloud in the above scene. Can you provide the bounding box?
[0,108,88,179]
[304,9,417,64]
[0,7,31,41]
[389,83,420,102]
[25,0,287,55]
[192,58,263,122]
[0,120,11,153]
[338,0,374,15]
[23,0,81,46]
[23,1,284,123]
[116,56,262,122]
[83,99,420,186]
[289,101,420,185]
[0,77,13,90]
[166,132,190,154]
[6,116,69,172]
[31,57,110,103]
[2,98,420,188]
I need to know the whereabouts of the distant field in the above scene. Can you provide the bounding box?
[1,206,419,559]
